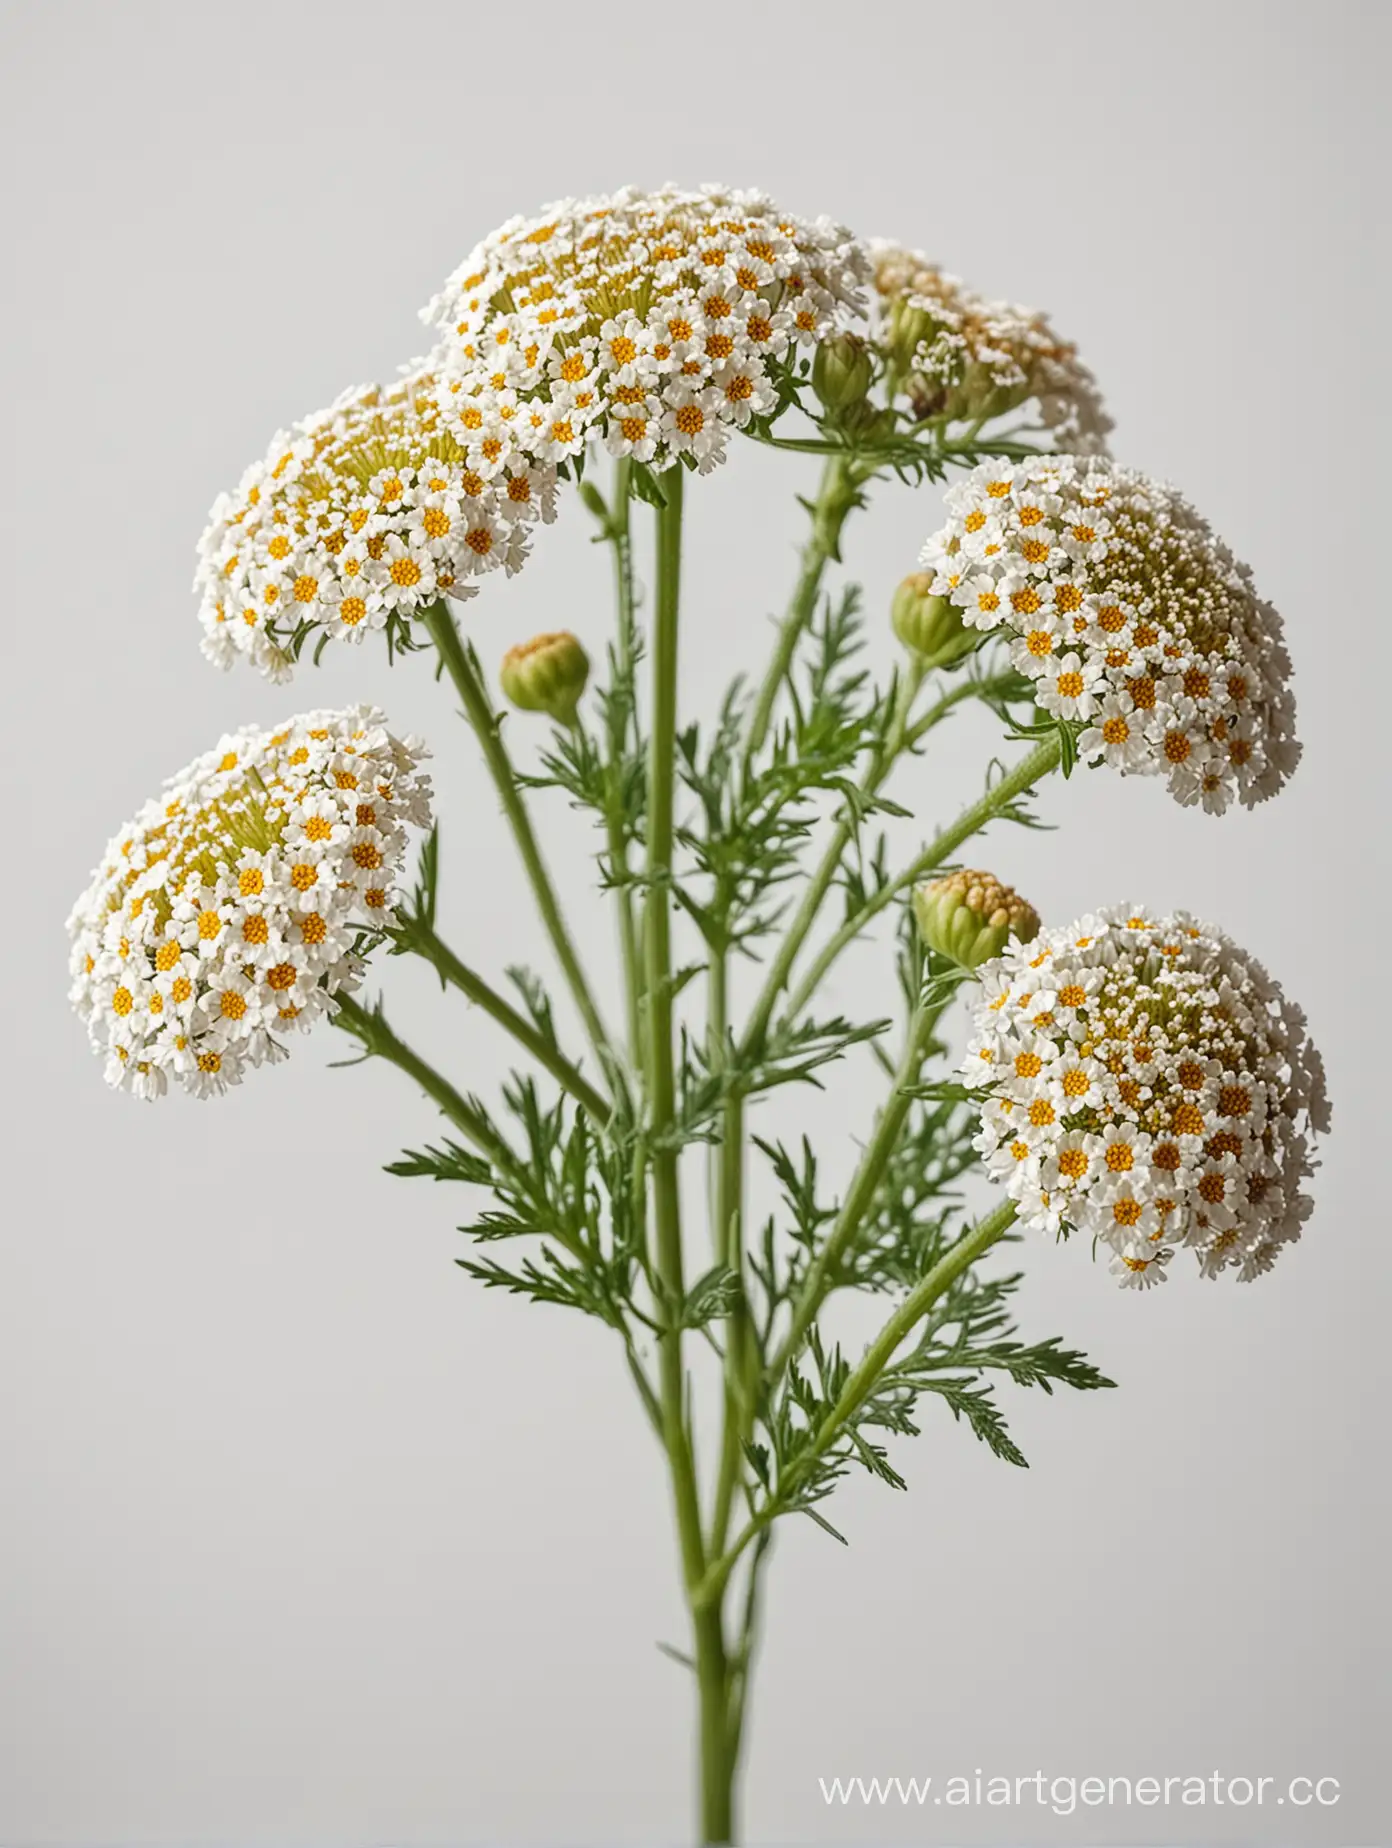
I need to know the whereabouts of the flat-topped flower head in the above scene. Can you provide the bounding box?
[964,906,1328,1286]
[195,372,553,681]
[921,457,1299,812]
[422,184,869,476]
[871,243,1111,454]
[67,708,432,1098]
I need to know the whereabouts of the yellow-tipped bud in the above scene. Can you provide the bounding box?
[913,870,1040,969]
[500,631,590,725]
[890,572,973,664]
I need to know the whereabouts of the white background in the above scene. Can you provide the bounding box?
[1,1,1386,1842]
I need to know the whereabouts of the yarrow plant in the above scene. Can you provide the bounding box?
[68,182,1326,1845]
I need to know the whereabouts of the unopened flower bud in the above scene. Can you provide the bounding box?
[883,294,937,371]
[951,359,1029,424]
[914,870,1040,969]
[837,400,897,445]
[812,332,873,412]
[890,572,973,664]
[500,631,590,725]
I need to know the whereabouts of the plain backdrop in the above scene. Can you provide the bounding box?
[2,1,1388,1843]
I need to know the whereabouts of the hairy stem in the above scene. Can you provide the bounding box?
[398,919,610,1122]
[418,597,616,1083]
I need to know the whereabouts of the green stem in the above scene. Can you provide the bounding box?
[780,733,1063,1028]
[809,1198,1019,1454]
[706,452,879,1588]
[338,995,667,1445]
[592,460,652,1293]
[744,455,861,764]
[331,992,514,1171]
[645,472,703,1552]
[621,1329,664,1441]
[418,597,616,1084]
[772,983,952,1380]
[740,658,923,1060]
[746,428,1049,466]
[399,919,610,1122]
[645,471,735,1847]
[725,1531,772,1776]
[694,1604,734,1844]
[647,468,691,1377]
[694,1199,1018,1611]
[903,668,1024,752]
[602,460,645,1069]
[608,458,639,719]
[706,939,735,1266]
[708,931,752,1558]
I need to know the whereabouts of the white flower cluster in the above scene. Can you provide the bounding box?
[871,244,1111,454]
[421,184,869,475]
[921,457,1299,812]
[67,708,432,1099]
[963,906,1328,1287]
[195,373,555,681]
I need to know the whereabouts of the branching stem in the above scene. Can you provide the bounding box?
[645,470,736,1844]
[739,655,924,1059]
[396,918,611,1123]
[744,455,863,764]
[771,980,957,1379]
[693,1199,1019,1611]
[806,1198,1018,1463]
[331,992,514,1172]
[418,597,616,1084]
[780,733,1063,1026]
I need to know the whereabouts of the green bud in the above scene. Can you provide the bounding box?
[811,332,873,412]
[950,361,1031,425]
[890,572,973,664]
[913,870,1041,970]
[500,631,590,725]
[837,400,897,445]
[884,295,936,369]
